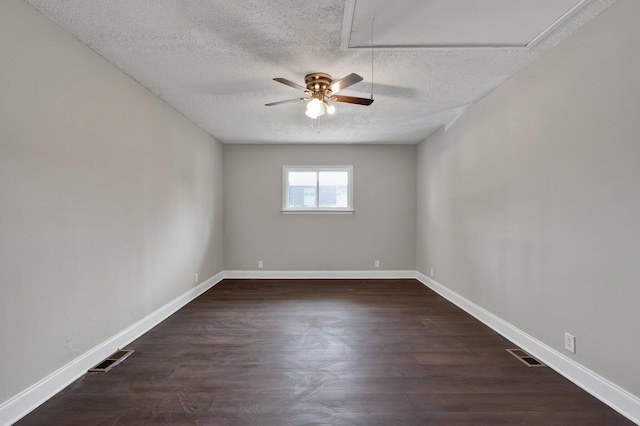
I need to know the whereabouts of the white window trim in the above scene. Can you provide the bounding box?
[282,165,355,214]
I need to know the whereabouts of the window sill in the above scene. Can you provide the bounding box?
[281,209,355,215]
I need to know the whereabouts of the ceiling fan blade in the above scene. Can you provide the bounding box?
[330,73,363,93]
[332,95,374,106]
[265,98,305,107]
[273,78,307,92]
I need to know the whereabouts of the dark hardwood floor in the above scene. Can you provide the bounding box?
[17,279,633,425]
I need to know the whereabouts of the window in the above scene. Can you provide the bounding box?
[283,165,354,213]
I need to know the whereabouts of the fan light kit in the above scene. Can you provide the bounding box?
[266,72,373,119]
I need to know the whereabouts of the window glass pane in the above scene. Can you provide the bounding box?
[319,171,349,208]
[303,187,316,207]
[288,171,317,208]
[289,172,317,186]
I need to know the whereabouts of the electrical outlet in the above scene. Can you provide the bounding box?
[430,268,434,277]
[565,332,576,353]
[258,260,263,269]
[195,273,198,283]
[374,260,380,268]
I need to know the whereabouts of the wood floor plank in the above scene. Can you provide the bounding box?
[15,279,633,425]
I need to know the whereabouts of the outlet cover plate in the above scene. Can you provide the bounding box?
[565,332,576,353]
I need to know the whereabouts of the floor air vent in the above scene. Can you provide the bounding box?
[89,349,134,372]
[507,348,546,367]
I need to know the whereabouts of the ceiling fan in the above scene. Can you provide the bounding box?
[265,72,373,119]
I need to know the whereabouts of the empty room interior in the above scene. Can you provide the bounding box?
[1,0,639,424]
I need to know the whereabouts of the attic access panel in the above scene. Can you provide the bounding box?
[344,0,590,49]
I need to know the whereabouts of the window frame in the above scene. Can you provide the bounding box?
[282,165,354,214]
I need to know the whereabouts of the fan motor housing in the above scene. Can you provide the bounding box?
[305,73,332,94]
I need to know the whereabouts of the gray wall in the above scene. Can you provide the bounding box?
[416,0,640,397]
[224,144,416,271]
[0,0,224,405]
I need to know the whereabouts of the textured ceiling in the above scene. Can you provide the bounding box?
[25,0,616,144]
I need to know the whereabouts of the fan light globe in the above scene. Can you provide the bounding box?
[306,98,326,119]
[326,104,336,114]
[306,98,321,114]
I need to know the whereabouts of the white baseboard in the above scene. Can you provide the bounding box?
[415,272,640,425]
[0,272,224,426]
[223,270,417,279]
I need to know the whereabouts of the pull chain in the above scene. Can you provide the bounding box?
[370,17,375,101]
[311,117,320,133]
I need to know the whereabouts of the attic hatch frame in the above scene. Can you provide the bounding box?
[340,0,593,50]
